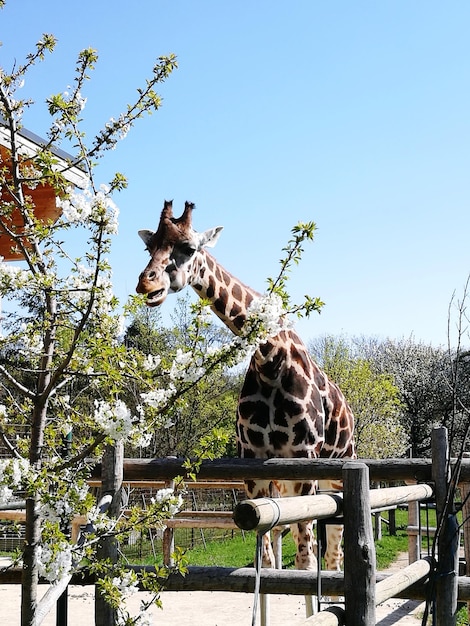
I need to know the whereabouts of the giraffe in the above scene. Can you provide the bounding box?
[136,200,355,571]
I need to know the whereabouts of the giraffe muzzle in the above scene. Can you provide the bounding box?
[145,288,166,306]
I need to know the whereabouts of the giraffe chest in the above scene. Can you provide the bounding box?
[236,361,326,458]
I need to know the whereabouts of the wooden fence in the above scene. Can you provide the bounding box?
[1,426,469,625]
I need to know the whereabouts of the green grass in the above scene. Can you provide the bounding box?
[178,506,433,570]
[132,507,415,570]
[180,529,409,570]
[185,533,409,570]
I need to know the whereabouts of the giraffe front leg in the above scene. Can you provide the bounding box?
[290,520,317,571]
[324,523,344,571]
[318,478,344,571]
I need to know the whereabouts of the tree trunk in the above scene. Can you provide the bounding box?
[21,495,41,626]
[21,400,48,626]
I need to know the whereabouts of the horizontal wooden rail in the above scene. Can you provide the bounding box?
[233,483,433,532]
[87,479,245,490]
[89,456,470,483]
[304,606,345,625]
[166,516,237,529]
[369,484,433,509]
[407,525,437,537]
[375,557,432,605]
[234,494,343,532]
[3,564,470,601]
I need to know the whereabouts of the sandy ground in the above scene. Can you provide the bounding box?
[0,555,426,625]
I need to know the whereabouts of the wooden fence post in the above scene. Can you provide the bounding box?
[343,462,376,626]
[407,496,420,563]
[459,452,470,623]
[432,426,458,626]
[95,442,124,626]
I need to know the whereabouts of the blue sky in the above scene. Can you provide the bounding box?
[1,1,470,347]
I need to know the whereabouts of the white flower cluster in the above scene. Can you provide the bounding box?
[106,114,131,143]
[244,293,288,342]
[129,416,153,449]
[169,348,205,383]
[142,354,161,372]
[62,88,87,112]
[94,399,134,442]
[16,322,43,358]
[37,541,73,582]
[67,263,116,317]
[93,400,152,447]
[39,475,89,524]
[0,258,30,293]
[196,304,213,325]
[110,571,153,626]
[151,488,183,517]
[51,89,87,133]
[0,458,30,506]
[86,506,115,532]
[112,570,139,598]
[58,183,119,234]
[140,386,175,412]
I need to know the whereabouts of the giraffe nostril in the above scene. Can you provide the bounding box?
[147,270,156,280]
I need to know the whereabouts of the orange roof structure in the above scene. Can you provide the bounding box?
[0,120,87,260]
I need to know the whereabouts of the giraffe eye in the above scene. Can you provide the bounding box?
[170,243,197,268]
[177,243,196,257]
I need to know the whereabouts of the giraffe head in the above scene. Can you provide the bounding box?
[136,200,223,306]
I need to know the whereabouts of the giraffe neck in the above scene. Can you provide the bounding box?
[189,250,261,336]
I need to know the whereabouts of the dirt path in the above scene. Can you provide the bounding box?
[0,554,426,625]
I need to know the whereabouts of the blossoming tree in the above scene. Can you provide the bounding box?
[0,31,182,626]
[0,27,322,626]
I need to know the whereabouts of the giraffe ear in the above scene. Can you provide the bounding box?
[198,226,223,249]
[138,229,155,249]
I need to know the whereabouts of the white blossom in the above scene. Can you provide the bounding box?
[112,570,139,598]
[37,541,73,582]
[169,348,205,382]
[87,507,115,532]
[106,114,131,143]
[39,476,89,523]
[58,185,93,223]
[75,90,87,112]
[130,428,152,449]
[0,458,30,506]
[93,399,134,442]
[244,293,288,341]
[142,354,161,371]
[151,488,183,517]
[0,259,30,291]
[58,183,119,234]
[141,385,176,410]
[17,323,43,357]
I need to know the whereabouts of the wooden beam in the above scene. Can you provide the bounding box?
[375,557,432,605]
[88,457,470,483]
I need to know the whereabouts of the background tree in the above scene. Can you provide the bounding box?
[367,338,456,457]
[309,335,407,458]
[124,295,241,458]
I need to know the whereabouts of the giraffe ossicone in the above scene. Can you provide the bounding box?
[136,200,356,571]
